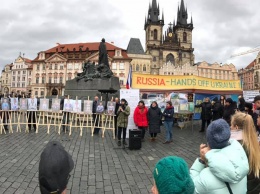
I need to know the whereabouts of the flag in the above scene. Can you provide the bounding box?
[126,65,132,89]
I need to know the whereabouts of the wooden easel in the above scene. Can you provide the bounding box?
[37,96,49,133]
[58,95,71,134]
[48,95,61,134]
[17,95,29,132]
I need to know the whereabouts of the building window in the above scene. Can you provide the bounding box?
[119,63,124,70]
[119,80,124,85]
[68,64,72,70]
[12,71,15,75]
[35,91,38,96]
[36,77,39,84]
[143,65,147,72]
[154,29,158,40]
[29,71,31,76]
[49,77,52,83]
[42,77,45,84]
[17,77,20,81]
[42,64,46,70]
[22,83,25,87]
[13,77,15,81]
[183,32,187,42]
[23,71,26,74]
[12,83,15,87]
[153,57,156,62]
[18,71,20,74]
[22,77,25,81]
[166,54,175,65]
[40,91,44,97]
[60,77,63,83]
[136,64,140,71]
[55,64,58,70]
[60,65,63,70]
[112,63,117,70]
[54,77,57,83]
[116,50,121,56]
[75,63,79,69]
[37,64,40,70]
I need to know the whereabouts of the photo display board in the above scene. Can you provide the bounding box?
[40,99,49,111]
[83,100,93,114]
[11,98,19,111]
[1,98,10,110]
[51,98,61,112]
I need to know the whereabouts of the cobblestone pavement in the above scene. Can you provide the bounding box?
[0,121,205,194]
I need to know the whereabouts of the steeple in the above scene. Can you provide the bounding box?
[144,0,164,29]
[175,0,193,29]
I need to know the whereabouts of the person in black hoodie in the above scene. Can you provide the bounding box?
[223,98,236,125]
[148,101,162,141]
[238,97,246,112]
[114,97,120,137]
[211,97,224,121]
[195,97,212,132]
[245,102,254,117]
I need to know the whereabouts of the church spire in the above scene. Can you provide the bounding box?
[144,0,164,29]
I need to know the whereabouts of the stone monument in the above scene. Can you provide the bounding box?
[64,38,120,104]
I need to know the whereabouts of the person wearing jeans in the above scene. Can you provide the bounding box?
[134,100,148,142]
[117,99,130,146]
[162,101,174,144]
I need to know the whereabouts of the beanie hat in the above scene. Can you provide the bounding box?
[153,156,194,194]
[206,119,231,149]
[245,102,253,110]
[212,97,218,102]
[225,98,233,104]
[254,95,260,103]
[39,141,74,194]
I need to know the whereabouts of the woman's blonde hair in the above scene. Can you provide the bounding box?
[231,112,260,178]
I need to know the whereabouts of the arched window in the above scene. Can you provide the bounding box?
[136,64,140,71]
[166,54,175,65]
[154,29,158,40]
[143,65,146,72]
[183,32,187,42]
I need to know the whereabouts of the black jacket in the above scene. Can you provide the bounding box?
[195,102,212,120]
[212,101,224,121]
[148,106,162,133]
[162,107,174,122]
[223,104,236,125]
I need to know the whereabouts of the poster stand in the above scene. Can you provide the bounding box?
[103,114,115,139]
[92,113,103,136]
[0,111,6,134]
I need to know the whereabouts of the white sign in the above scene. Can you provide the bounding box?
[243,90,260,102]
[120,89,140,138]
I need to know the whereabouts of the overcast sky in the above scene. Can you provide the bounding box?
[1,0,259,73]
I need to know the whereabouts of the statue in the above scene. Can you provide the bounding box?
[76,38,113,81]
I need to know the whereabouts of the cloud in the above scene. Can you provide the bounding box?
[0,0,259,72]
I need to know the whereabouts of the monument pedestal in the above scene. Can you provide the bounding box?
[64,77,120,99]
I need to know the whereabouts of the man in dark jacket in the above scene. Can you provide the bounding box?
[92,96,100,134]
[211,97,224,121]
[195,97,212,132]
[114,97,120,137]
[223,98,236,126]
[252,95,260,134]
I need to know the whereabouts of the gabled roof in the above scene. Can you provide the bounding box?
[245,60,256,69]
[127,38,145,54]
[45,42,123,53]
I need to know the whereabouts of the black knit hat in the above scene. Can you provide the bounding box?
[254,95,260,103]
[39,141,74,194]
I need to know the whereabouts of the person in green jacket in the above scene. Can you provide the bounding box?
[230,112,260,194]
[190,119,249,194]
[117,99,130,146]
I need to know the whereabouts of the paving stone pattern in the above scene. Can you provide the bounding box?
[0,121,206,194]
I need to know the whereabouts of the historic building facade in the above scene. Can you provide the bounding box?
[197,61,238,80]
[144,0,194,75]
[31,42,131,96]
[10,55,32,95]
[253,52,260,90]
[127,38,152,74]
[1,64,12,94]
[238,60,255,90]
